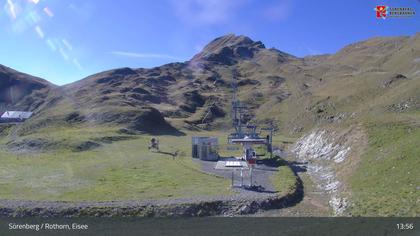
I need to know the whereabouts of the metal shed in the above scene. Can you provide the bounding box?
[191,137,219,161]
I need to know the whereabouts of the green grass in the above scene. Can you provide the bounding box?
[0,128,233,201]
[0,127,297,201]
[348,122,420,216]
[268,157,298,196]
[270,165,297,196]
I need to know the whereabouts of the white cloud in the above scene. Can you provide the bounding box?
[262,0,292,22]
[300,44,322,56]
[68,2,94,21]
[171,0,245,26]
[110,51,182,61]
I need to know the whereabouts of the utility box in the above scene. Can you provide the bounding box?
[192,137,219,161]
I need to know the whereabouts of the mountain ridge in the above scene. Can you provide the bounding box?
[0,33,419,135]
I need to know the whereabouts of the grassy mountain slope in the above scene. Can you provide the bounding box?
[0,33,419,215]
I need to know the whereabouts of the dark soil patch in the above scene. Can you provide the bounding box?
[129,93,161,104]
[238,79,260,86]
[92,136,137,144]
[96,77,118,84]
[179,91,206,113]
[72,141,101,152]
[258,156,288,168]
[383,74,409,88]
[188,103,226,125]
[109,67,137,76]
[235,46,254,58]
[65,112,86,123]
[127,107,184,136]
[131,87,150,94]
[120,87,131,93]
[117,128,141,135]
[205,47,236,65]
[267,75,286,87]
[206,76,227,86]
[101,89,113,95]
[6,138,60,153]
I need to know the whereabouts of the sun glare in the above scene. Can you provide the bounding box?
[3,0,83,71]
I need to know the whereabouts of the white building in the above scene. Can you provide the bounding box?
[0,111,33,122]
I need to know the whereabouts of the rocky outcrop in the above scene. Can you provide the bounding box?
[190,34,267,65]
[292,126,365,215]
[382,74,409,88]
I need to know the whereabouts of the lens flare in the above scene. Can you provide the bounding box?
[6,0,18,19]
[59,47,69,60]
[27,10,41,24]
[4,0,83,71]
[73,58,83,70]
[62,39,73,51]
[43,7,53,17]
[46,38,57,51]
[34,25,44,38]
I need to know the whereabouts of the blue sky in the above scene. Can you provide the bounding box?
[0,0,418,85]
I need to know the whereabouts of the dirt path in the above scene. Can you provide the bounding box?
[195,149,332,217]
[251,161,331,216]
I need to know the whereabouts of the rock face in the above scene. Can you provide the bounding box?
[383,74,409,88]
[191,34,268,65]
[292,127,366,215]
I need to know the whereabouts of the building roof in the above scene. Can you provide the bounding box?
[230,138,267,144]
[1,111,33,119]
[215,161,249,170]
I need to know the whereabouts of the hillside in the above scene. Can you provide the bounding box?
[0,33,419,216]
[2,34,300,138]
[0,65,54,112]
[1,34,419,135]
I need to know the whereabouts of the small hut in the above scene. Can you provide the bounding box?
[0,111,33,123]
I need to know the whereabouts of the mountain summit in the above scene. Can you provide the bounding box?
[191,34,267,65]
